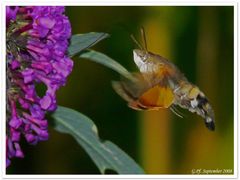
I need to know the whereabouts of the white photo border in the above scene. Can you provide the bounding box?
[1,0,238,179]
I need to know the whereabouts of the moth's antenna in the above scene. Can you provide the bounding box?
[140,27,148,51]
[130,34,143,50]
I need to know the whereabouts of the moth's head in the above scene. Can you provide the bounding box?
[133,49,160,74]
[133,49,150,72]
[133,48,149,62]
[131,28,150,68]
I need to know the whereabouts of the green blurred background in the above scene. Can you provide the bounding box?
[7,6,234,174]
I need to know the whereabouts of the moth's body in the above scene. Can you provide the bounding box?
[113,48,215,131]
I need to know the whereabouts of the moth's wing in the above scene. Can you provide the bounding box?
[112,81,136,103]
[112,73,152,110]
[112,81,145,110]
[112,72,174,110]
[141,53,188,88]
[138,84,174,108]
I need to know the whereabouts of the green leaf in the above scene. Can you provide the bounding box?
[51,106,144,174]
[79,50,135,81]
[68,32,109,57]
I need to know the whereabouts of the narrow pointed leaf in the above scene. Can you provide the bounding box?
[68,32,109,57]
[51,106,144,174]
[79,50,135,81]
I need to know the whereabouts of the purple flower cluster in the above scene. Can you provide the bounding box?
[6,6,73,167]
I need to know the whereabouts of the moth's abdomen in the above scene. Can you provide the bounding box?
[174,82,215,131]
[196,94,215,130]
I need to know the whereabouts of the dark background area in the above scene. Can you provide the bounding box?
[7,6,234,174]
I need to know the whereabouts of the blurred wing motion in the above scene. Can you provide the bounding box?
[112,28,215,131]
[112,73,174,110]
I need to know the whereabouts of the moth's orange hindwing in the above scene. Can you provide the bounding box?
[138,85,174,109]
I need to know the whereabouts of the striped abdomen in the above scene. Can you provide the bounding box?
[173,81,215,131]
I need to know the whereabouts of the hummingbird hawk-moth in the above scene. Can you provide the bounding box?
[112,28,215,131]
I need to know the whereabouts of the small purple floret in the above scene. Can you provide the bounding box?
[6,6,19,25]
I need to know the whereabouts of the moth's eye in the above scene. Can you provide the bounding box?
[141,53,148,62]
